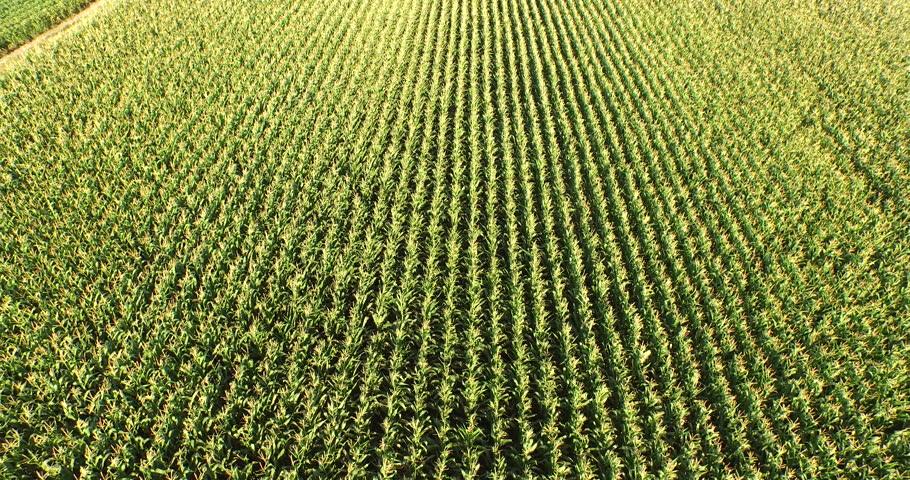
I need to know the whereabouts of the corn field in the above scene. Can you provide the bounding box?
[1,0,909,477]
[0,0,92,52]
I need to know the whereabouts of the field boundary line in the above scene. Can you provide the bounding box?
[0,0,116,72]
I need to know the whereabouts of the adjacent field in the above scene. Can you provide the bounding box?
[0,0,93,52]
[1,0,909,477]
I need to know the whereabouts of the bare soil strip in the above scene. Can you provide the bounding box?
[0,0,114,72]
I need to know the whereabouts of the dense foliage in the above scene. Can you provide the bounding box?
[0,0,93,52]
[1,0,908,477]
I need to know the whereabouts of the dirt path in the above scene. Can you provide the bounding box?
[0,0,115,72]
